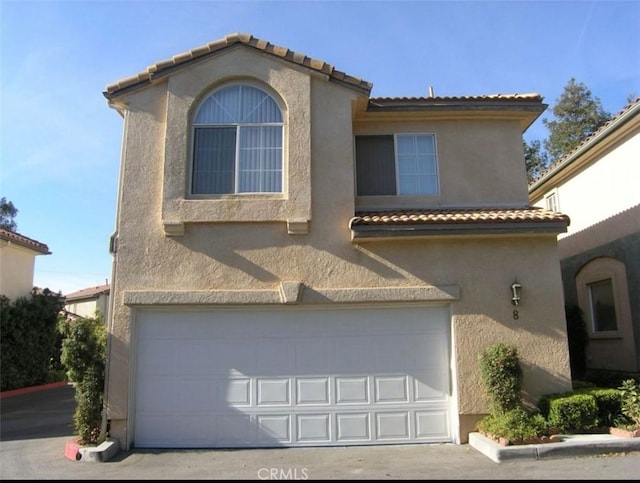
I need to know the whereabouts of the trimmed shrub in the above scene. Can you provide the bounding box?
[0,289,65,391]
[543,393,599,433]
[478,343,522,413]
[619,379,640,428]
[477,408,548,442]
[576,387,623,427]
[59,314,106,445]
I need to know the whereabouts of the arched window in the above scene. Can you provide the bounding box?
[192,84,283,194]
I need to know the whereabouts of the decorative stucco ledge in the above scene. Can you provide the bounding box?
[122,284,460,306]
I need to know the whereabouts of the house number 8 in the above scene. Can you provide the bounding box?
[513,310,519,320]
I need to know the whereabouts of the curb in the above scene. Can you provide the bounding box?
[0,381,69,399]
[468,432,640,463]
[65,438,120,463]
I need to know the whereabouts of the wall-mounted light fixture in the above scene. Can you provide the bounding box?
[511,280,522,306]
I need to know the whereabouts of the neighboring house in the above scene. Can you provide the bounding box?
[0,228,50,300]
[530,98,640,374]
[64,283,110,320]
[103,33,572,450]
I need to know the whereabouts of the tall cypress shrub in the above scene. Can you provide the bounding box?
[60,314,107,444]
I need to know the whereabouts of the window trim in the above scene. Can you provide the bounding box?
[576,257,631,340]
[544,188,560,212]
[189,82,285,197]
[587,278,619,335]
[355,133,440,198]
[393,133,440,196]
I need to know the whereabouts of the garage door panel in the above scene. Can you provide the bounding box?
[257,414,291,443]
[335,377,369,405]
[256,378,291,406]
[296,378,330,405]
[414,371,450,401]
[376,412,410,440]
[374,376,409,403]
[416,411,450,439]
[134,305,452,448]
[297,414,331,442]
[336,413,370,441]
[223,378,252,406]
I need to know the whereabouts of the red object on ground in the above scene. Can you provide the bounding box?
[64,438,82,461]
[0,381,69,399]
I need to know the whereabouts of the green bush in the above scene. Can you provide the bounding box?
[0,289,65,391]
[477,408,548,442]
[576,387,623,427]
[59,314,107,445]
[619,379,640,428]
[478,343,522,413]
[543,393,599,433]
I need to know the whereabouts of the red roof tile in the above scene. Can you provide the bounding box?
[105,32,373,99]
[351,207,569,226]
[65,284,110,300]
[369,93,544,104]
[0,228,50,254]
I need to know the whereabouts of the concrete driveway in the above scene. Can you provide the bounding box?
[2,384,640,480]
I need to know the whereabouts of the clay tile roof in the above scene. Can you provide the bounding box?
[65,284,110,300]
[369,93,544,104]
[104,32,373,99]
[0,228,50,254]
[350,207,569,226]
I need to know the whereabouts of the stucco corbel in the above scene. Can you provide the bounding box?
[287,219,309,235]
[279,281,304,304]
[163,221,185,237]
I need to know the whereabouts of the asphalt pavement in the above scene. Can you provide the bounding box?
[1,384,639,480]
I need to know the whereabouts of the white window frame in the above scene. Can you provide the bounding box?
[393,133,440,196]
[544,188,559,212]
[576,258,632,340]
[190,83,284,196]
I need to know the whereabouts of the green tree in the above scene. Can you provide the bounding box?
[60,314,107,444]
[524,139,549,183]
[0,197,18,231]
[542,78,611,161]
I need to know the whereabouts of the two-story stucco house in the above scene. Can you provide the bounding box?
[103,33,572,450]
[0,228,51,300]
[530,98,640,374]
[64,283,110,320]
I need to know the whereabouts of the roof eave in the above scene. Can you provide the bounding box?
[350,221,568,241]
[529,99,640,195]
[104,35,373,102]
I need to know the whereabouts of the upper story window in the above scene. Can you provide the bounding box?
[544,189,559,212]
[192,84,283,195]
[355,134,439,196]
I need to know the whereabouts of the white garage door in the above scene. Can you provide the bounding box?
[134,304,453,448]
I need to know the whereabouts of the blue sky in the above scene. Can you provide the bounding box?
[1,0,639,295]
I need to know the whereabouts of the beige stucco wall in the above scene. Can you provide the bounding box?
[532,129,640,258]
[106,48,571,448]
[65,294,109,320]
[354,118,529,209]
[0,243,37,300]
